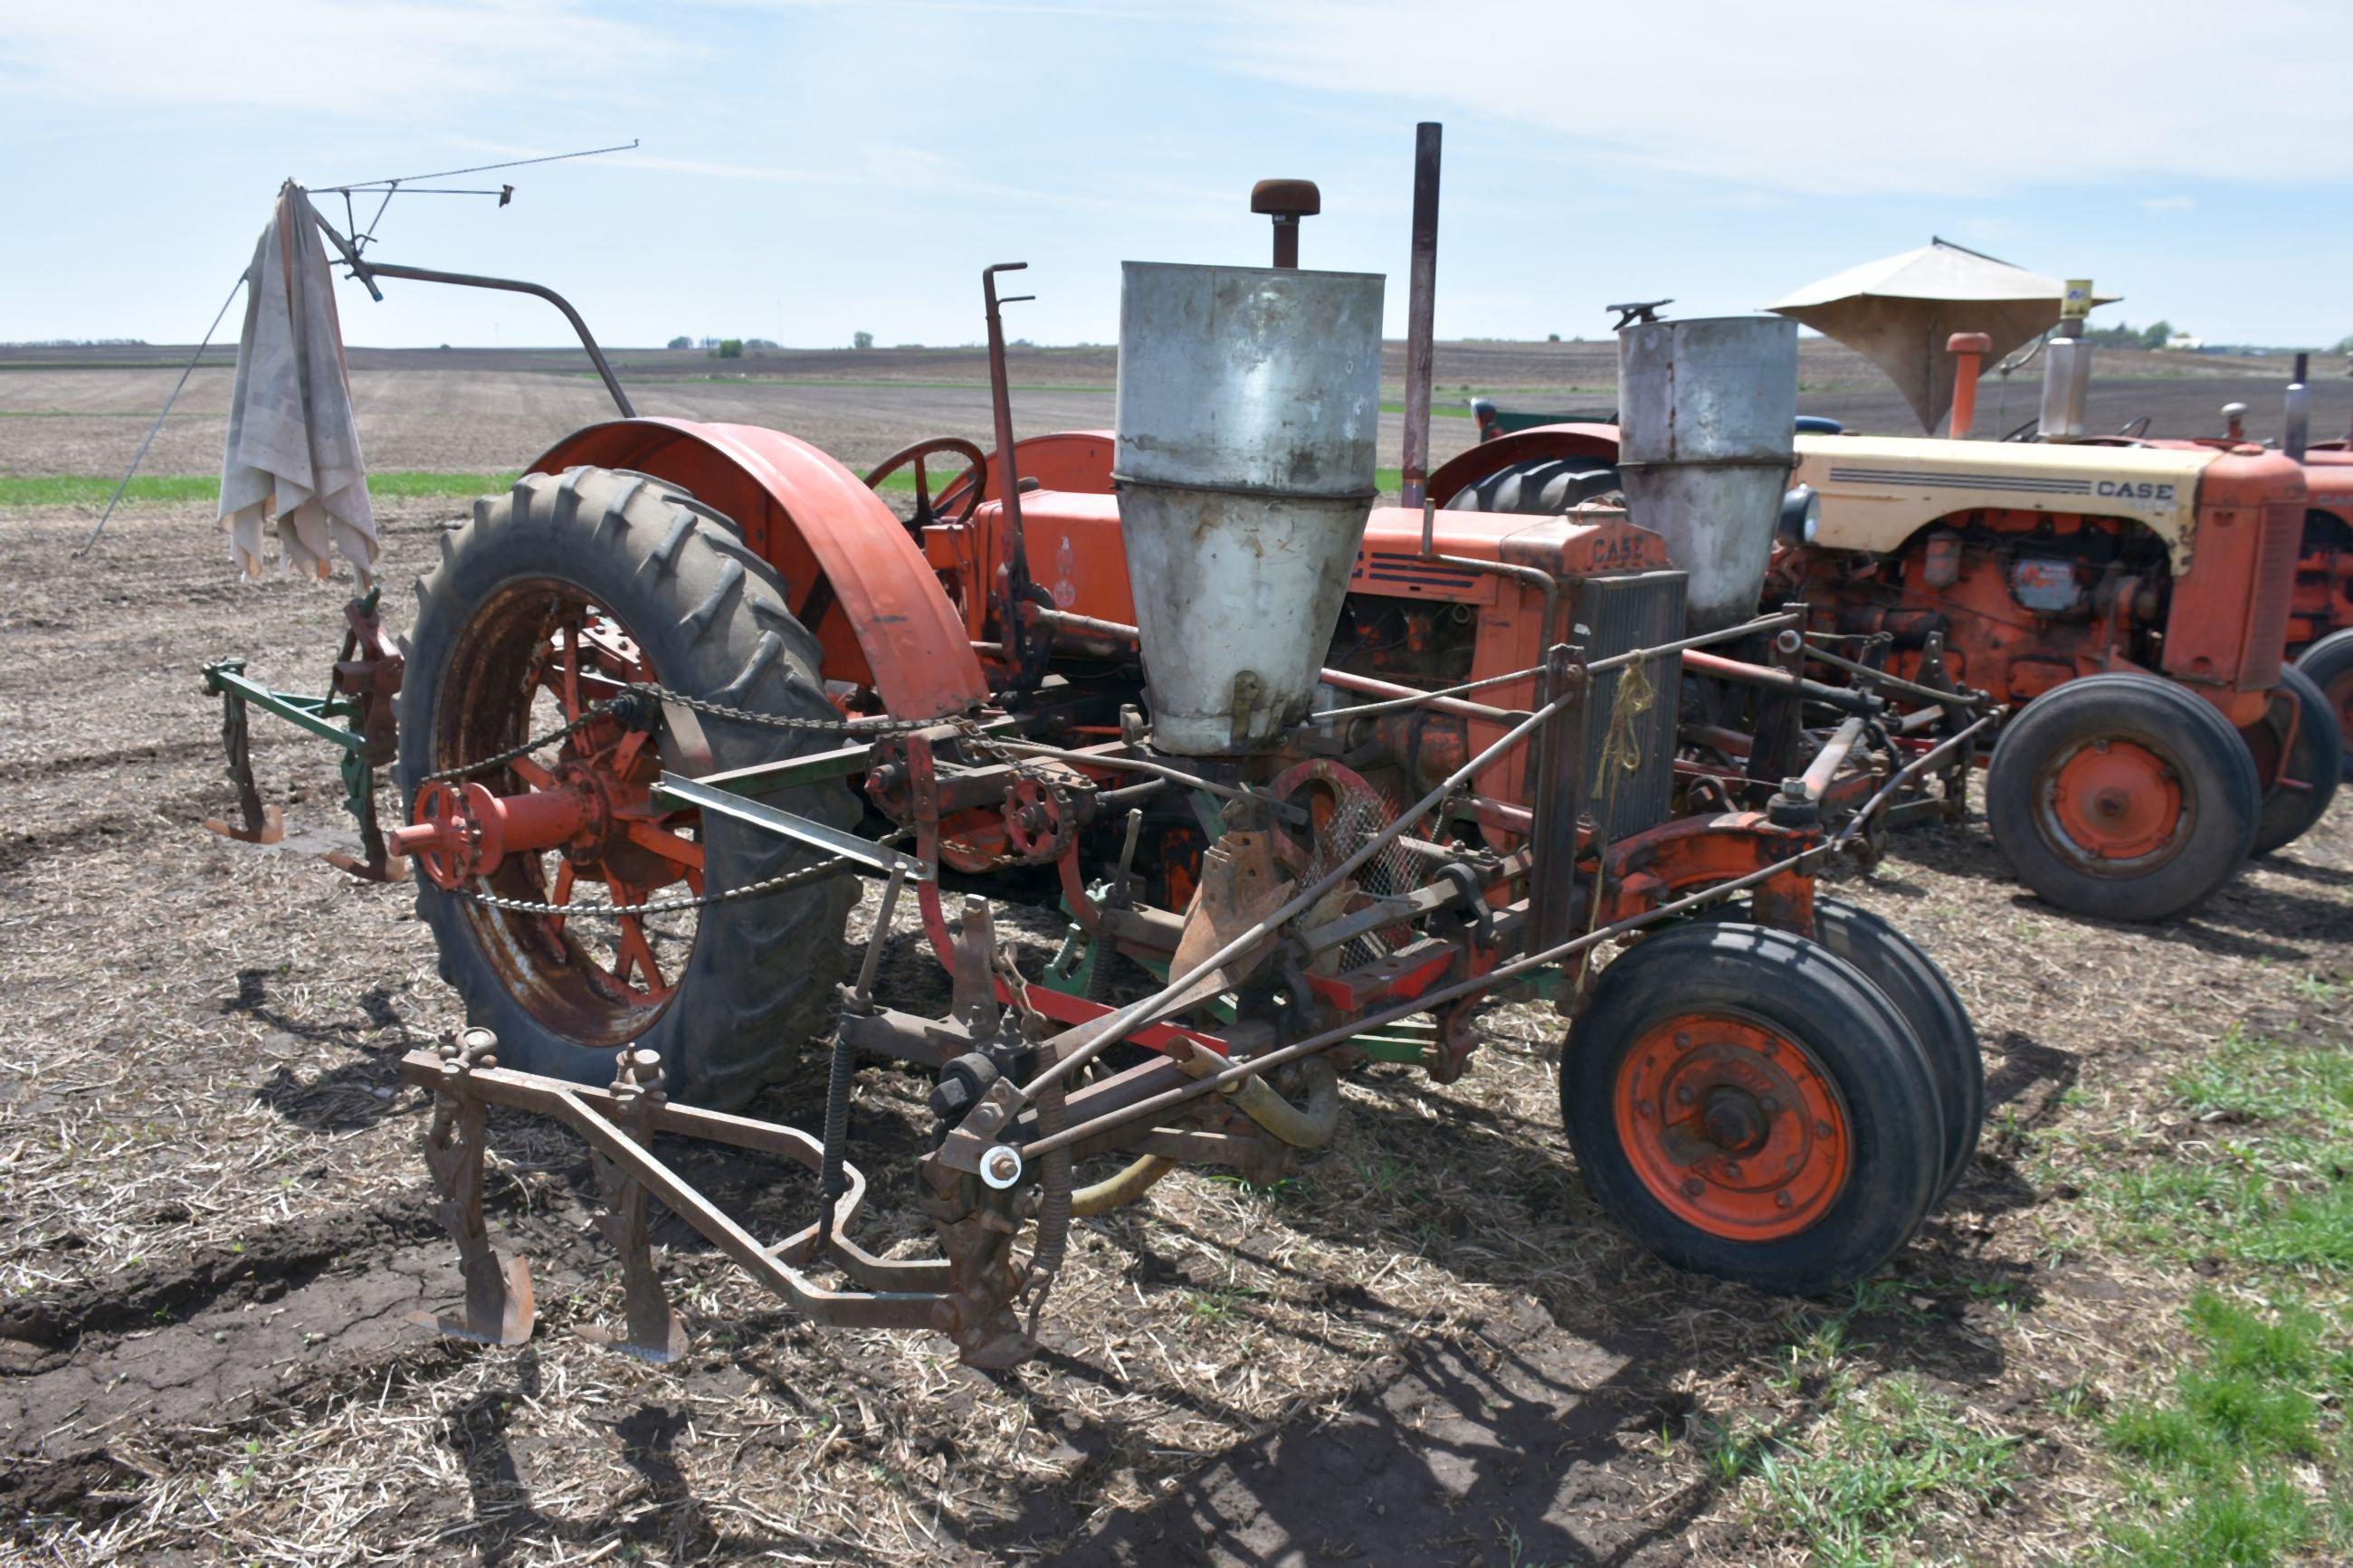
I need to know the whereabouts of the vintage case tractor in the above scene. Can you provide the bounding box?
[200,129,1987,1368]
[1453,334,2336,922]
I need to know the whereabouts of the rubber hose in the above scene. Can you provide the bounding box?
[1070,1154,1178,1217]
[1230,1056,1342,1149]
[1167,1047,1343,1150]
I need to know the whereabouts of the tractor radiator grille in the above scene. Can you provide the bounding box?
[2239,498,2301,686]
[1577,570,1687,842]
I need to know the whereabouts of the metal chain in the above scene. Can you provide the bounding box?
[450,851,860,917]
[424,698,626,783]
[636,683,936,736]
[424,679,956,787]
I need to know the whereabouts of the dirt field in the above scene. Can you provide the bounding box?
[3,362,2350,1563]
[5,339,2347,489]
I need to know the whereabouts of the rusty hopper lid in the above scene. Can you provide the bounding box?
[1767,239,2120,432]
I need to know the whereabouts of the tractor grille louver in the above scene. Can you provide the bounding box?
[2240,499,2301,686]
[1577,570,1688,842]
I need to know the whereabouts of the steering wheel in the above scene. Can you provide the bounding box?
[862,438,988,531]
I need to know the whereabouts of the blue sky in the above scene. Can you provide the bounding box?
[4,0,2349,350]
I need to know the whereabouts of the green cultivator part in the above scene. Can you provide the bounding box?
[200,588,406,881]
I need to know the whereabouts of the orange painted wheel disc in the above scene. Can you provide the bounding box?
[2042,736,2186,866]
[1613,1012,1852,1241]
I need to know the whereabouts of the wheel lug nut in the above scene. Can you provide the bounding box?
[1682,1178,1705,1197]
[1723,1162,1743,1180]
[1760,1095,1780,1114]
[1814,1119,1834,1138]
[1673,1031,1691,1049]
[1775,1190,1793,1209]
[1637,1100,1654,1119]
[1675,1086,1695,1106]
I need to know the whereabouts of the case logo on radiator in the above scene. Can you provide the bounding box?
[2095,480,2177,505]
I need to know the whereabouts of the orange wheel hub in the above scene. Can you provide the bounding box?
[2043,736,2185,865]
[1613,1012,1851,1240]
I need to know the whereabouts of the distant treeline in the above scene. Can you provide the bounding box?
[1,338,152,347]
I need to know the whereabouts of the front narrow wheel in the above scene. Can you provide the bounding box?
[1562,922,1944,1296]
[1985,672,2260,921]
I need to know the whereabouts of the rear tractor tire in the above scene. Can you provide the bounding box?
[2244,663,2343,856]
[1561,922,1945,1296]
[1984,672,2260,922]
[2291,627,2353,781]
[395,466,859,1108]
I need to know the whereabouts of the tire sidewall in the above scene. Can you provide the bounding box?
[2291,627,2353,779]
[2250,662,2344,855]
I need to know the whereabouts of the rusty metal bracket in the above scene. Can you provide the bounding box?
[410,1030,535,1346]
[396,1043,945,1343]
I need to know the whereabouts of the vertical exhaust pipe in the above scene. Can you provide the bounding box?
[1399,121,1442,509]
[2285,351,2310,461]
[1946,332,1990,439]
[2039,280,2093,441]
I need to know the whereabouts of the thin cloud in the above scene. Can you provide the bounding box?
[2141,195,2197,211]
[0,0,688,118]
[1205,0,2353,198]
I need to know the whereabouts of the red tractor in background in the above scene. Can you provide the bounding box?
[2184,385,2353,777]
[2288,445,2353,769]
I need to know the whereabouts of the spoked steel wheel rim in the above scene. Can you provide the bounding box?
[433,577,707,1047]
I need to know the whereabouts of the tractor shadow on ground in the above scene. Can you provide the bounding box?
[2248,849,2353,889]
[439,1351,801,1563]
[228,968,435,1132]
[955,1055,2046,1563]
[1867,822,2347,963]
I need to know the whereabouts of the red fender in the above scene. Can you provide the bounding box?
[1426,423,1622,508]
[934,429,1116,511]
[531,419,987,719]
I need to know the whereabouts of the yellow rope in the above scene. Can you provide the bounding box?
[1569,653,1660,1003]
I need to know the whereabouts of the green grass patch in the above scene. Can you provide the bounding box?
[0,471,525,508]
[2025,1022,2353,1563]
[2098,1290,2352,1564]
[2043,1025,2353,1274]
[1697,1367,2016,1566]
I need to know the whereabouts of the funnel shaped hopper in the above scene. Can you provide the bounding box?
[1617,316,1797,632]
[1115,261,1384,755]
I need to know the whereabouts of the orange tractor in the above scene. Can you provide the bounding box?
[203,129,1986,1366]
[1453,336,2338,922]
[2180,378,2353,778]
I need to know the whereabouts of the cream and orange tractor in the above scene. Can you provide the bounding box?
[1436,402,2333,922]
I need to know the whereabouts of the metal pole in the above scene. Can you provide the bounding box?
[1399,122,1443,508]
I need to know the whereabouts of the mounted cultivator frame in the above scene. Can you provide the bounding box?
[205,123,1995,1373]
